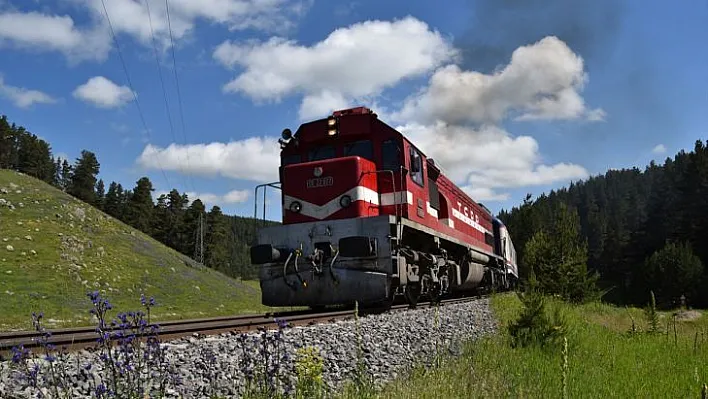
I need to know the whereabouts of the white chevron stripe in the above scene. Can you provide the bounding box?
[284,186,380,220]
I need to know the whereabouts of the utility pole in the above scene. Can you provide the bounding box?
[195,211,205,264]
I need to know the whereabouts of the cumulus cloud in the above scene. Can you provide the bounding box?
[72,76,134,108]
[213,16,456,119]
[397,122,589,201]
[0,76,57,108]
[651,144,667,155]
[389,36,599,201]
[136,138,281,183]
[0,11,110,62]
[155,188,250,208]
[0,0,310,62]
[395,36,604,125]
[138,24,599,203]
[187,189,250,206]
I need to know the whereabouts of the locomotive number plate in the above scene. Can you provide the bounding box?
[306,176,334,188]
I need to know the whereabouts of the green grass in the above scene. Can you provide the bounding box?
[0,169,277,331]
[362,293,708,398]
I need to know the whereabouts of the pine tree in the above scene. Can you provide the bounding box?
[95,179,106,211]
[522,202,598,303]
[60,159,72,191]
[104,182,124,218]
[67,150,100,204]
[125,177,155,233]
[205,206,232,274]
[182,199,206,259]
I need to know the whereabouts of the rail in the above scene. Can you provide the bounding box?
[0,296,484,359]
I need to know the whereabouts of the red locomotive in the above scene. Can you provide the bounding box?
[251,106,518,308]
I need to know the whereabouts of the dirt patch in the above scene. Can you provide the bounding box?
[674,310,702,321]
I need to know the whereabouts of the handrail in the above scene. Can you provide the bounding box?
[252,181,282,241]
[359,166,407,250]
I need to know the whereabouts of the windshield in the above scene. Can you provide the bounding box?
[308,145,336,161]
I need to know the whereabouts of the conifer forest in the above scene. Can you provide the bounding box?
[2,113,706,309]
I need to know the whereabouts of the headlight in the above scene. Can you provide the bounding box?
[289,201,302,213]
[339,195,352,208]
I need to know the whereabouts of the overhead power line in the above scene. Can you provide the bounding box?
[99,0,171,189]
[165,0,195,194]
[144,0,194,193]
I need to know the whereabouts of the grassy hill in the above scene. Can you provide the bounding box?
[0,169,274,331]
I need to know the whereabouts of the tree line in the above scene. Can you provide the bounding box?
[4,113,706,306]
[499,140,708,309]
[0,115,275,280]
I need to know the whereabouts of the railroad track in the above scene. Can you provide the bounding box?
[0,295,484,360]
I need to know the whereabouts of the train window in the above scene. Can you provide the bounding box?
[308,145,336,161]
[343,140,373,161]
[281,154,301,166]
[409,146,424,186]
[382,139,400,171]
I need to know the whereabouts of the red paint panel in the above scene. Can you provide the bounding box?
[282,156,378,224]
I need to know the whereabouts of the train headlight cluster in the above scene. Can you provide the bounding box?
[289,201,302,213]
[339,195,352,208]
[327,116,338,136]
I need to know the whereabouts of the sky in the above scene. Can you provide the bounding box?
[0,0,706,221]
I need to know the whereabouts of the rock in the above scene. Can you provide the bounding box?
[5,245,13,252]
[24,235,32,241]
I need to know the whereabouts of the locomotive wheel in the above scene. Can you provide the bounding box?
[404,283,421,308]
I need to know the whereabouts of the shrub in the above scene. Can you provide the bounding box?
[508,272,568,349]
[643,241,703,308]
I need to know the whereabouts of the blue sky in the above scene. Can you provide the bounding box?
[0,0,706,221]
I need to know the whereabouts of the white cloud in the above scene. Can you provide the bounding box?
[72,76,134,108]
[651,144,667,155]
[387,36,600,201]
[214,16,457,119]
[0,11,110,62]
[136,138,280,183]
[395,36,605,125]
[398,122,589,201]
[138,29,599,204]
[155,188,250,208]
[186,189,250,206]
[0,76,57,108]
[0,0,310,63]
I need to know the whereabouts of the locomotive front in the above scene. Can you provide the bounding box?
[250,108,398,309]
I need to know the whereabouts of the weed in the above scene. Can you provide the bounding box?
[644,290,660,333]
[294,346,325,399]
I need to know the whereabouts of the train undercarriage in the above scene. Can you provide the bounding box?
[251,214,515,310]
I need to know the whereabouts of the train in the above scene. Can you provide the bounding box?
[250,106,518,309]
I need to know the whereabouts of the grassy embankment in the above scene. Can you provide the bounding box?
[369,293,708,398]
[0,169,275,331]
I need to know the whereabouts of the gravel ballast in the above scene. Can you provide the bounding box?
[0,298,497,398]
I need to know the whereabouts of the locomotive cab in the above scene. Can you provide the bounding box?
[277,107,403,224]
